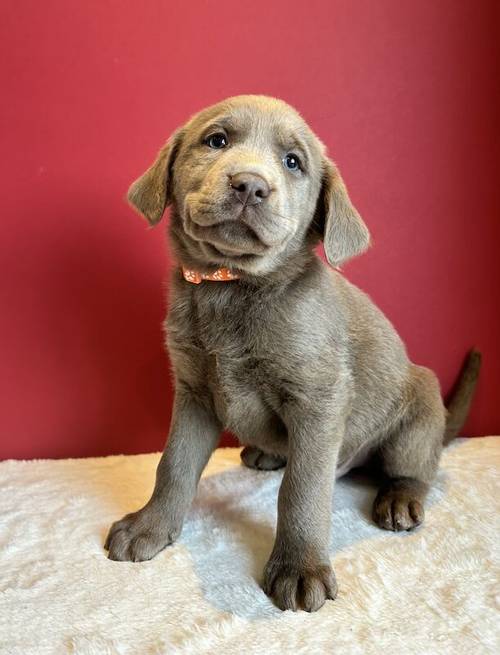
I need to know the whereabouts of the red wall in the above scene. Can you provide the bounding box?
[1,1,498,459]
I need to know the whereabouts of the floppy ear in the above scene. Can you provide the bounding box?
[127,129,183,225]
[315,158,370,267]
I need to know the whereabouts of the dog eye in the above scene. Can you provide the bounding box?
[205,133,228,149]
[283,153,302,172]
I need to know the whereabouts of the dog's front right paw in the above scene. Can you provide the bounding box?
[104,507,180,562]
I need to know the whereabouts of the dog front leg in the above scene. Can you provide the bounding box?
[105,390,220,561]
[263,412,342,612]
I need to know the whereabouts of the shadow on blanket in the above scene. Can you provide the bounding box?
[177,465,447,619]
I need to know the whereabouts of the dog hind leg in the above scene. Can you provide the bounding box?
[372,365,446,531]
[240,445,287,470]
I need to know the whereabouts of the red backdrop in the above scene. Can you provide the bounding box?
[1,1,498,459]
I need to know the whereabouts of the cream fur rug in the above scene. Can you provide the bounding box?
[0,438,499,654]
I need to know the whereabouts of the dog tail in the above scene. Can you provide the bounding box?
[443,349,482,445]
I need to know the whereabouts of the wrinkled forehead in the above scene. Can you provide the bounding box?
[183,96,325,157]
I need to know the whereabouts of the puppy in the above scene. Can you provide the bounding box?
[105,95,480,612]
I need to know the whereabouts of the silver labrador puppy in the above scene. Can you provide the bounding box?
[105,95,480,612]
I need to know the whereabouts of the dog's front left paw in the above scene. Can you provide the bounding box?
[263,557,337,612]
[105,506,180,562]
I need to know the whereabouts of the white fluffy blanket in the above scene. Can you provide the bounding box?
[0,438,498,654]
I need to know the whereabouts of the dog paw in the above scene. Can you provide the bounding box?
[263,557,337,612]
[240,446,286,471]
[373,490,425,531]
[105,507,179,562]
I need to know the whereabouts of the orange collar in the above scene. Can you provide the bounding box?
[181,266,240,284]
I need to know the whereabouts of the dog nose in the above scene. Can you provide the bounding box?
[229,173,270,206]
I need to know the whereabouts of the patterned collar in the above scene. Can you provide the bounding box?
[181,267,240,284]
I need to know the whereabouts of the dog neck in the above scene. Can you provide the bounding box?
[181,267,240,284]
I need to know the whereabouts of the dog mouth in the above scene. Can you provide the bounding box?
[202,241,259,262]
[185,206,271,258]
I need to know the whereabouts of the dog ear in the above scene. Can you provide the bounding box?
[127,129,184,225]
[314,158,370,267]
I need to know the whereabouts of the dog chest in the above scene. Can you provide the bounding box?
[207,349,279,434]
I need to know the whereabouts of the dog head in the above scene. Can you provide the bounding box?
[128,95,370,274]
